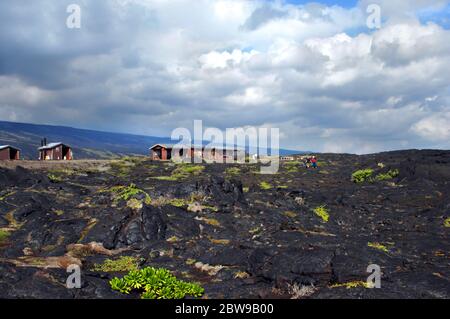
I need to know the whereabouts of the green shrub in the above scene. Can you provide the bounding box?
[173,164,204,177]
[47,173,63,183]
[313,205,329,222]
[110,183,151,205]
[351,169,374,183]
[375,169,399,181]
[110,267,204,299]
[259,181,273,190]
[225,167,241,175]
[367,242,390,253]
[444,218,450,228]
[153,164,204,181]
[93,256,139,272]
[0,229,10,243]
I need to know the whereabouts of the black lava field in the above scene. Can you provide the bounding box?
[0,150,449,299]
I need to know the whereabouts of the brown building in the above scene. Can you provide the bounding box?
[0,145,20,160]
[149,144,177,161]
[149,144,243,162]
[38,142,73,161]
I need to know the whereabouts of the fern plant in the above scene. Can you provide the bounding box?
[110,267,204,299]
[351,169,374,183]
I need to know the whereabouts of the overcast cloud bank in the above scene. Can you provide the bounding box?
[0,0,449,153]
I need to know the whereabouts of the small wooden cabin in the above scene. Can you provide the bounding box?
[149,144,175,161]
[38,142,73,161]
[0,145,20,160]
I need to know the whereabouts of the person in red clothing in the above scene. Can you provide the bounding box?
[311,156,318,168]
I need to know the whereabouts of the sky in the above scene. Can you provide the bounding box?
[0,0,449,153]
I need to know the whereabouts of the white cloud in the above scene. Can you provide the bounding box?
[411,112,450,142]
[199,49,258,70]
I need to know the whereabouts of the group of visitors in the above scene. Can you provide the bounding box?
[303,156,318,169]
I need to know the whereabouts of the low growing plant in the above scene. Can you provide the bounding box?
[225,167,241,175]
[110,267,204,299]
[93,256,139,272]
[153,164,204,181]
[330,281,370,289]
[259,181,273,190]
[375,169,399,181]
[0,229,10,243]
[47,173,63,183]
[367,242,390,253]
[351,169,374,183]
[110,183,151,205]
[313,205,329,222]
[445,218,450,228]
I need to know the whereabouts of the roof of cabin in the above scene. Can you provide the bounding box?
[38,142,70,151]
[0,145,20,151]
[149,143,244,151]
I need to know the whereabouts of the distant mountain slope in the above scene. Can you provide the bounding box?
[0,121,302,159]
[0,121,172,159]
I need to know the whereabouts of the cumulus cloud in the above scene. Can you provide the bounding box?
[411,112,450,141]
[0,0,449,153]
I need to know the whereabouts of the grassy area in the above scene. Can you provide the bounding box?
[368,242,391,253]
[259,181,273,190]
[330,281,370,289]
[152,192,217,212]
[352,168,399,183]
[109,157,145,177]
[154,164,204,181]
[106,183,152,205]
[283,161,302,172]
[375,169,399,181]
[225,167,241,176]
[92,256,140,272]
[0,229,10,243]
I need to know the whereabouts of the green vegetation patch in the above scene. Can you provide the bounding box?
[368,242,391,253]
[284,211,297,218]
[152,193,217,212]
[313,205,329,222]
[110,159,137,177]
[110,267,204,299]
[93,256,139,272]
[444,218,450,228]
[283,161,302,172]
[352,168,399,183]
[0,191,15,201]
[154,164,204,181]
[47,173,63,183]
[225,167,241,176]
[259,181,273,190]
[109,183,151,205]
[47,168,78,183]
[330,281,370,289]
[0,229,11,243]
[375,169,399,181]
[351,169,374,183]
[173,164,204,176]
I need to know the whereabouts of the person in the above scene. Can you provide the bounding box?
[304,156,311,168]
[311,156,318,168]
